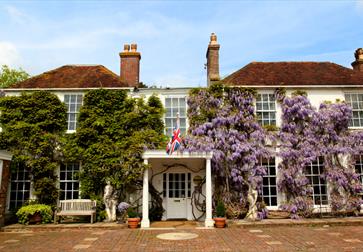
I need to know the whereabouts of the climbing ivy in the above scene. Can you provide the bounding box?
[0,91,67,205]
[66,89,166,199]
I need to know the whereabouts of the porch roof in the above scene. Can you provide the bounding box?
[142,150,213,160]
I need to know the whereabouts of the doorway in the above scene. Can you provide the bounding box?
[163,173,191,219]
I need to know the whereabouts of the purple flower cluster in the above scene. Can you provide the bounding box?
[117,202,130,213]
[183,85,271,218]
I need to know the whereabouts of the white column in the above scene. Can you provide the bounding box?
[205,157,214,227]
[141,159,150,228]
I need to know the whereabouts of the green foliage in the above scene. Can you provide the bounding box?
[292,90,308,97]
[97,210,107,222]
[127,207,138,218]
[0,65,30,88]
[16,204,53,225]
[68,89,166,198]
[274,87,286,103]
[263,124,279,132]
[215,201,226,217]
[149,205,164,221]
[0,91,67,205]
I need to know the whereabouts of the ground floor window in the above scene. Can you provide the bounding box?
[305,157,328,205]
[59,163,80,200]
[163,173,191,198]
[261,158,277,206]
[355,155,363,199]
[9,163,31,210]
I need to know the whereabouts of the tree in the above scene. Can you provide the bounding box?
[70,89,166,201]
[0,91,67,205]
[184,83,270,219]
[0,65,30,88]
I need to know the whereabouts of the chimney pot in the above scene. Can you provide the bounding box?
[210,33,217,45]
[352,48,363,72]
[131,43,137,52]
[124,44,130,52]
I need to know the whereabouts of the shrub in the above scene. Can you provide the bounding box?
[127,207,139,218]
[16,204,53,224]
[215,201,226,217]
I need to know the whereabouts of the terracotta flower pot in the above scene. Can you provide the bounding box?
[127,217,140,229]
[29,212,42,224]
[213,217,226,228]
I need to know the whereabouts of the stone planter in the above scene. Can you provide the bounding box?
[213,217,226,228]
[127,217,140,229]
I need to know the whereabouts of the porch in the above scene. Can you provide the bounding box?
[141,150,214,228]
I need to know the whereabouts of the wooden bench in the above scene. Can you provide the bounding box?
[54,199,97,224]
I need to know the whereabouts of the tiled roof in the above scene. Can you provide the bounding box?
[222,62,363,86]
[9,65,130,89]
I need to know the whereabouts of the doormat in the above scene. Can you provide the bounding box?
[156,232,198,240]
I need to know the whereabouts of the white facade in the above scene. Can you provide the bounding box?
[3,85,363,218]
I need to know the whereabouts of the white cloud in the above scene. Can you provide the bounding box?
[4,5,32,24]
[0,41,21,67]
[357,0,363,11]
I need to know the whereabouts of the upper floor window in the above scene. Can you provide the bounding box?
[9,163,30,210]
[64,94,83,131]
[261,158,277,206]
[165,97,187,136]
[256,94,276,126]
[304,157,328,205]
[59,163,80,200]
[345,93,363,127]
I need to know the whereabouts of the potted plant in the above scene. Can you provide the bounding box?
[16,204,53,225]
[213,201,226,228]
[127,207,140,229]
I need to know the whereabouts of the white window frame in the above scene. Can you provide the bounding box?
[305,158,328,206]
[164,96,188,136]
[59,163,81,200]
[261,157,278,208]
[344,93,363,129]
[8,163,31,210]
[64,94,83,133]
[355,155,363,198]
[256,93,277,126]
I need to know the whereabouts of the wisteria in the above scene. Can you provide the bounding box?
[313,102,362,213]
[185,85,363,220]
[278,93,363,218]
[277,94,318,218]
[183,84,270,219]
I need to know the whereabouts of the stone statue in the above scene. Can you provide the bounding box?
[245,186,258,221]
[103,181,118,222]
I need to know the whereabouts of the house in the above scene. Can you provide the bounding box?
[1,34,363,228]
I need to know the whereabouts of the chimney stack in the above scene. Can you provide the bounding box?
[352,48,363,72]
[206,33,220,86]
[119,43,141,87]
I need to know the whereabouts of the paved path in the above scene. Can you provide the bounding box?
[1,225,363,251]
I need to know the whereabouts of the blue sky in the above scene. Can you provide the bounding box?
[1,0,363,87]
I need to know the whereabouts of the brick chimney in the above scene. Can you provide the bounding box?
[352,48,363,72]
[206,33,220,86]
[119,43,141,87]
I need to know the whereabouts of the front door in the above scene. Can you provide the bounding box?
[164,173,191,219]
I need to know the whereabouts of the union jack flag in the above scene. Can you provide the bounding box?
[166,115,181,155]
